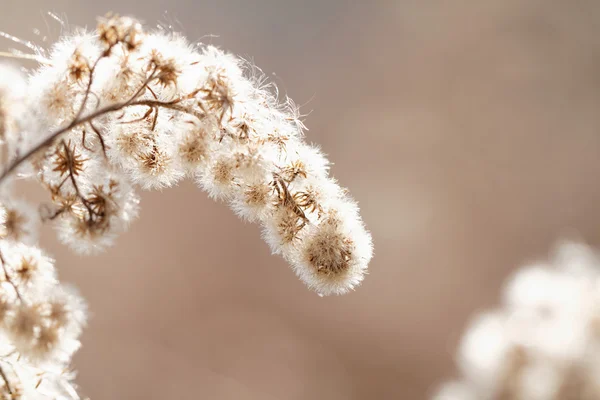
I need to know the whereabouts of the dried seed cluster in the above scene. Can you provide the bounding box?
[15,14,372,294]
[434,243,600,400]
[0,14,373,399]
[0,205,86,399]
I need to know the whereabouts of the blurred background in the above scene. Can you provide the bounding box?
[3,0,600,398]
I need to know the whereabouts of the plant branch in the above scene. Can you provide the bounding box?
[0,364,14,397]
[0,249,22,303]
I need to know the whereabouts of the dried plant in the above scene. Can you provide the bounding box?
[434,243,600,400]
[0,14,373,398]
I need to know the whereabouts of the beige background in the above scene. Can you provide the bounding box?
[2,0,600,398]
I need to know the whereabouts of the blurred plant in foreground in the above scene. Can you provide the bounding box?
[434,242,600,400]
[0,14,373,398]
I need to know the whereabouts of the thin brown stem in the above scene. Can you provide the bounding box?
[73,43,117,122]
[39,203,65,222]
[0,364,14,397]
[56,175,69,191]
[61,140,94,220]
[88,122,107,158]
[127,69,157,105]
[80,128,92,151]
[0,249,22,303]
[120,105,153,125]
[0,76,201,185]
[128,99,205,120]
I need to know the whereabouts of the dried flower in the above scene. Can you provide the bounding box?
[0,13,374,398]
[433,242,600,400]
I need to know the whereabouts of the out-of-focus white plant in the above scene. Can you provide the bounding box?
[433,242,600,400]
[0,13,373,398]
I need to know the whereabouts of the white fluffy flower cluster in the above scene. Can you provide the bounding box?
[5,15,372,296]
[0,14,374,397]
[0,59,85,399]
[434,243,600,400]
[0,204,86,399]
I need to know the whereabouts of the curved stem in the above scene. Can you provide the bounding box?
[0,364,14,397]
[0,68,205,185]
